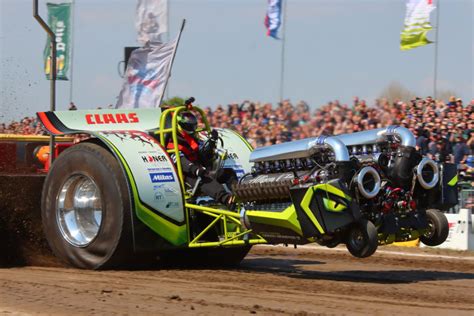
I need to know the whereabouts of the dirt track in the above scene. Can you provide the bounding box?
[1,245,473,315]
[1,176,473,315]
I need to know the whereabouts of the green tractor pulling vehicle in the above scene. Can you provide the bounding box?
[34,98,456,269]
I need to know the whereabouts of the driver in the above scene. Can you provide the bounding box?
[166,111,236,208]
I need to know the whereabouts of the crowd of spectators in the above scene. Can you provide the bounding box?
[2,97,474,168]
[0,116,47,135]
[204,96,474,168]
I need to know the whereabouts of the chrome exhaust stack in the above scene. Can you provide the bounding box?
[354,166,381,199]
[416,158,439,189]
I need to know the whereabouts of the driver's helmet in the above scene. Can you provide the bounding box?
[177,111,198,134]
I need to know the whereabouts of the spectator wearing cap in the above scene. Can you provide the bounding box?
[415,127,429,155]
[430,138,452,163]
[453,134,470,166]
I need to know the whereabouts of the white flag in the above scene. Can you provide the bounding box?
[136,0,168,45]
[116,38,177,109]
[400,0,435,50]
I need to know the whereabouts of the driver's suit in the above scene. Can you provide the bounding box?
[166,130,235,205]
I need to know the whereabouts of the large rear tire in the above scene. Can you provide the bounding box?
[345,219,378,258]
[419,209,449,247]
[41,143,135,269]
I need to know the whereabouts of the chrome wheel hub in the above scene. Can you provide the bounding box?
[56,174,103,247]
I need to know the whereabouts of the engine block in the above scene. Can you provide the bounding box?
[234,125,454,255]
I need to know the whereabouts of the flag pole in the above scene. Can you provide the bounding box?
[33,0,56,165]
[158,19,185,108]
[69,0,75,105]
[279,0,288,103]
[433,0,440,99]
[165,0,170,101]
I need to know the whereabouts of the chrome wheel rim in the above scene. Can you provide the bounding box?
[56,174,103,247]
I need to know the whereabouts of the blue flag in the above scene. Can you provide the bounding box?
[264,0,282,39]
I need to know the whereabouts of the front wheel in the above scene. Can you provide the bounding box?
[345,219,378,258]
[419,209,449,247]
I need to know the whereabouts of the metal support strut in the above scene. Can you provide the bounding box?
[33,0,56,165]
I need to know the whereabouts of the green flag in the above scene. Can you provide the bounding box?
[43,2,71,80]
[400,0,435,51]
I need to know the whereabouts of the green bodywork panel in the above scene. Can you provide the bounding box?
[94,132,188,246]
[246,205,303,236]
[323,197,347,212]
[245,181,355,239]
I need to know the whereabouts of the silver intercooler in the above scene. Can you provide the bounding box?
[334,125,416,148]
[250,136,350,163]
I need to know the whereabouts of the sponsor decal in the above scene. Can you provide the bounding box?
[101,131,155,147]
[165,201,179,208]
[227,152,239,160]
[85,113,139,125]
[148,167,172,173]
[234,168,245,178]
[225,163,243,169]
[164,187,177,193]
[149,172,175,183]
[154,191,164,201]
[142,154,167,163]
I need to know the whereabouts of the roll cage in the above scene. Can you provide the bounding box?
[155,104,210,196]
[154,103,266,248]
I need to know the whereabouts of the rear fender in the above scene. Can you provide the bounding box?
[37,109,161,135]
[90,130,187,246]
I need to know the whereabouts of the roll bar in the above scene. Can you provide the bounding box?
[155,103,211,195]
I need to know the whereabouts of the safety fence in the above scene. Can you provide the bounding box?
[448,182,474,213]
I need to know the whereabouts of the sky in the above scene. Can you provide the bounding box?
[0,0,473,122]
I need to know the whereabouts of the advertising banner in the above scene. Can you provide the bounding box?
[136,0,168,45]
[116,37,178,109]
[43,2,71,80]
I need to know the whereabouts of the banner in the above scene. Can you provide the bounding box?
[44,2,71,80]
[400,0,436,51]
[136,0,168,45]
[116,38,178,109]
[264,0,282,39]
